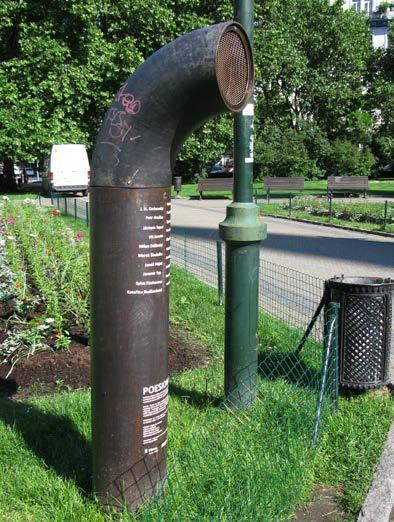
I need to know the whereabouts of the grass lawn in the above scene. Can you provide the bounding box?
[0,202,392,520]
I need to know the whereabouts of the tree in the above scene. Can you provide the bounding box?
[0,0,389,184]
[253,0,379,178]
[0,0,236,184]
[0,0,145,189]
[366,20,394,173]
[322,139,376,177]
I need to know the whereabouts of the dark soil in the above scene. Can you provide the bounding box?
[0,302,14,320]
[293,485,350,521]
[0,325,209,399]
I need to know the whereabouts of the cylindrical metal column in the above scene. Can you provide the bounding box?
[220,0,266,408]
[91,186,170,509]
[90,22,254,511]
[224,240,260,404]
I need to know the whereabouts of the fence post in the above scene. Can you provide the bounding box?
[86,202,89,227]
[331,311,339,413]
[74,199,77,220]
[288,194,292,218]
[64,197,67,215]
[329,193,333,221]
[311,301,340,448]
[56,197,60,210]
[383,200,388,230]
[216,240,224,305]
[183,235,187,270]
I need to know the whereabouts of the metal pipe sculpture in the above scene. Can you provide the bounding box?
[90,21,253,511]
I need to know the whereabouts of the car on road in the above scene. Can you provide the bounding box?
[207,165,225,176]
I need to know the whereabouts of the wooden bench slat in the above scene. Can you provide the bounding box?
[263,177,305,191]
[197,177,233,198]
[327,176,368,189]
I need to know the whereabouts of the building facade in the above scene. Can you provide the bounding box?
[333,0,393,48]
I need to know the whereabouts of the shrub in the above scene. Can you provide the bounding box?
[255,128,323,180]
[321,139,376,178]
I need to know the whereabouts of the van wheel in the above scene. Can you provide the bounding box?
[82,190,88,197]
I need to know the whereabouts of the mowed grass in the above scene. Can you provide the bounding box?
[0,266,321,521]
[0,214,392,519]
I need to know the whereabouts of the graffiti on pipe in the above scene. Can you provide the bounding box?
[100,83,142,166]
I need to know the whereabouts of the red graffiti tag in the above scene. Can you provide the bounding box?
[100,83,142,165]
[116,83,141,115]
[105,108,133,142]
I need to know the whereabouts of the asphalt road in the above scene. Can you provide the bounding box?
[171,197,394,281]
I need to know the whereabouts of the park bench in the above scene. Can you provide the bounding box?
[255,177,305,203]
[197,177,233,199]
[327,176,368,198]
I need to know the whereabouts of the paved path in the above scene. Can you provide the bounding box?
[171,198,394,281]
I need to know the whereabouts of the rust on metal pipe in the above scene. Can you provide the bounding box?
[90,21,253,511]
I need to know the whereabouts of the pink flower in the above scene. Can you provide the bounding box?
[75,232,85,240]
[51,210,60,216]
[6,216,16,225]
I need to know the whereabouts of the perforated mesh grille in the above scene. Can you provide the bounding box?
[216,29,250,109]
[341,294,389,387]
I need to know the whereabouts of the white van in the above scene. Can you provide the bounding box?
[42,144,90,196]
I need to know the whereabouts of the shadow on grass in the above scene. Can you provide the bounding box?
[169,382,222,409]
[258,350,321,391]
[0,396,91,494]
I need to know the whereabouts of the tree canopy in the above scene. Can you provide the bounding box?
[0,0,392,184]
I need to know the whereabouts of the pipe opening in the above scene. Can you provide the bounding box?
[215,24,253,111]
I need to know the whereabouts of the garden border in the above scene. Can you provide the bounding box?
[262,214,394,238]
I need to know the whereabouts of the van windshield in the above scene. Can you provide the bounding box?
[51,146,89,172]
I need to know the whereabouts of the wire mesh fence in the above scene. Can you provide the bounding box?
[171,232,325,341]
[33,196,340,520]
[38,196,326,341]
[134,305,339,521]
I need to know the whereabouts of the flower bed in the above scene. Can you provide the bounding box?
[282,197,392,226]
[0,198,89,365]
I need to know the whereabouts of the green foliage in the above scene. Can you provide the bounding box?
[0,200,89,358]
[0,0,392,180]
[255,127,323,179]
[260,198,394,233]
[174,115,233,181]
[322,139,376,178]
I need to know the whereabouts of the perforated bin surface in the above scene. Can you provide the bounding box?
[327,277,393,389]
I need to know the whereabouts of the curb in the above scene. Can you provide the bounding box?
[262,214,394,239]
[357,423,394,522]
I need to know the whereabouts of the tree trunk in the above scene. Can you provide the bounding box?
[0,158,17,191]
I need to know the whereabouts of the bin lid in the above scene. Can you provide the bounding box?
[326,276,393,292]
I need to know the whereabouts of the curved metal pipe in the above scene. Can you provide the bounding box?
[92,22,253,188]
[90,21,253,511]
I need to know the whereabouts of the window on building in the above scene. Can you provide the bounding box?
[364,1,373,14]
[352,0,361,12]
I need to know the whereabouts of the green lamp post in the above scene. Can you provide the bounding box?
[219,0,266,408]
